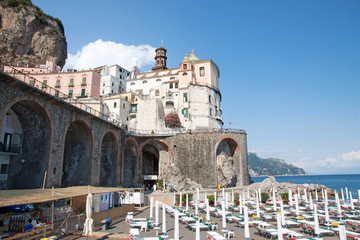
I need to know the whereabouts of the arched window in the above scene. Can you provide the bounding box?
[130,82,135,85]
[157,60,160,64]
[156,78,161,82]
[183,64,187,70]
[170,77,175,80]
[175,83,178,88]
[200,67,205,76]
[143,80,147,84]
[155,89,160,96]
[183,72,188,76]
[166,101,174,108]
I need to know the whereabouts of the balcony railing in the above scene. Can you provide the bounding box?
[0,143,20,154]
[0,60,123,127]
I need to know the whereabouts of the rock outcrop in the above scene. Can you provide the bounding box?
[161,165,202,191]
[0,0,67,68]
[217,154,237,187]
[249,176,335,197]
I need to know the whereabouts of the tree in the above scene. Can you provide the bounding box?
[165,112,181,127]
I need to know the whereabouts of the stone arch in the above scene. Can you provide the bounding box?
[99,131,119,186]
[214,136,241,188]
[122,138,138,187]
[61,120,93,187]
[138,139,173,188]
[0,98,52,189]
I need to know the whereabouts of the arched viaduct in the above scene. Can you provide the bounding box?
[0,70,249,189]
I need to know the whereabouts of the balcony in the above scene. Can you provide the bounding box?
[81,82,87,86]
[0,143,20,154]
[68,83,74,87]
[55,84,60,88]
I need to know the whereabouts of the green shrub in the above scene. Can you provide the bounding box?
[157,179,163,188]
[176,193,193,203]
[261,192,270,202]
[7,0,19,7]
[281,192,289,201]
[207,195,214,204]
[234,192,240,202]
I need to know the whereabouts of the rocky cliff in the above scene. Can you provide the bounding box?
[248,152,306,177]
[0,0,67,68]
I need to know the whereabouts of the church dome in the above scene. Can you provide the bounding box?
[188,48,200,61]
[181,53,191,63]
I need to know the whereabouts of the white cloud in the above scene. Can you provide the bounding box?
[317,150,360,168]
[64,39,156,71]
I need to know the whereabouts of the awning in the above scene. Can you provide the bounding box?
[0,186,142,207]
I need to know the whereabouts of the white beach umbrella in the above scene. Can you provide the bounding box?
[244,206,250,240]
[276,212,283,240]
[195,198,198,216]
[83,193,93,235]
[225,192,229,209]
[162,203,167,234]
[214,191,217,207]
[339,225,347,240]
[289,189,293,206]
[294,194,299,217]
[314,204,320,236]
[222,188,225,201]
[239,195,243,215]
[179,192,182,208]
[222,200,226,229]
[358,190,360,203]
[195,220,200,240]
[324,189,330,221]
[273,188,277,212]
[304,188,308,202]
[186,194,189,211]
[346,187,349,200]
[247,188,250,200]
[321,188,324,200]
[243,191,246,203]
[341,188,345,202]
[155,200,159,226]
[315,190,319,202]
[232,189,234,202]
[206,198,210,221]
[174,211,179,240]
[280,200,286,227]
[309,194,313,210]
[173,192,176,206]
[204,191,207,202]
[197,188,200,202]
[336,193,342,215]
[150,197,154,219]
[256,193,260,219]
[259,188,261,202]
[350,192,354,210]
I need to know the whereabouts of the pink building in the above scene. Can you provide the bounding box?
[3,60,60,74]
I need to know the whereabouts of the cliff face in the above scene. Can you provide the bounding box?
[0,0,67,68]
[248,152,307,177]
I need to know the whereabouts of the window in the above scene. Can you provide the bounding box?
[183,93,188,102]
[111,90,114,93]
[161,60,164,64]
[209,95,211,103]
[29,79,35,86]
[182,108,189,118]
[210,108,212,116]
[102,91,104,94]
[81,89,86,96]
[130,82,135,85]
[166,101,174,108]
[183,64,187,70]
[123,103,125,109]
[81,77,86,86]
[68,90,73,97]
[157,60,160,65]
[42,80,47,88]
[155,89,160,96]
[215,108,218,116]
[143,80,147,84]
[0,164,8,174]
[169,83,173,89]
[114,102,117,108]
[156,78,161,82]
[175,83,178,88]
[112,82,114,86]
[69,78,74,87]
[55,79,60,87]
[183,72,188,76]
[120,68,122,72]
[125,96,128,101]
[170,77,175,80]
[55,90,59,97]
[200,67,205,76]
[103,83,105,87]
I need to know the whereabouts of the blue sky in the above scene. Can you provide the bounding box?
[32,0,360,175]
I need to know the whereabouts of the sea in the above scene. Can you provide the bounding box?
[251,174,360,199]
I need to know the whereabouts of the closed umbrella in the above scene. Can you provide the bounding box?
[309,194,313,210]
[341,188,345,202]
[179,192,182,208]
[315,190,319,202]
[294,194,299,217]
[222,200,226,229]
[214,191,217,207]
[186,194,189,211]
[173,192,176,206]
[225,192,229,209]
[222,188,225,201]
[358,190,360,203]
[150,197,154,219]
[289,189,293,206]
[273,188,277,212]
[321,188,324,200]
[195,220,200,240]
[276,212,283,240]
[247,188,250,200]
[206,199,210,221]
[197,188,200,203]
[256,193,260,219]
[336,193,342,215]
[280,200,285,227]
[304,188,308,202]
[195,198,198,216]
[232,189,234,203]
[339,225,347,240]
[325,189,330,221]
[346,187,349,200]
[83,193,93,235]
[244,206,250,240]
[162,203,167,234]
[204,191,207,202]
[239,195,243,215]
[174,210,179,240]
[155,201,159,226]
[350,192,354,210]
[314,204,320,236]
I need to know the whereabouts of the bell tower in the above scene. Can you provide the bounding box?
[152,46,168,71]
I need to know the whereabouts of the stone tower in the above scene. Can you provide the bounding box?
[152,46,168,71]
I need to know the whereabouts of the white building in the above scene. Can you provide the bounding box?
[126,47,223,132]
[95,64,130,96]
[102,94,131,129]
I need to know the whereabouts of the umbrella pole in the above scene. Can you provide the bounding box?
[51,187,54,231]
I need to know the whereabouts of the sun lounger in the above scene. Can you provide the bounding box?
[206,231,226,240]
[187,223,210,231]
[179,216,196,224]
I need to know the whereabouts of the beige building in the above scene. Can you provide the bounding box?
[126,47,223,132]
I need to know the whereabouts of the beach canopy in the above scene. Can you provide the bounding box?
[0,186,135,207]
